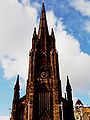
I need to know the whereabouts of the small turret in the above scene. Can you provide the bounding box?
[66,76,72,101]
[66,76,75,120]
[11,75,20,120]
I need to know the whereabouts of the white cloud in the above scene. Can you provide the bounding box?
[0,0,38,80]
[22,0,29,6]
[46,11,58,30]
[84,21,90,33]
[0,116,9,120]
[59,29,90,92]
[70,0,90,16]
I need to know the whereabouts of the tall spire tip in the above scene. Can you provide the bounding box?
[42,0,45,10]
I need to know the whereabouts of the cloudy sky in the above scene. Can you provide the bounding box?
[0,0,90,119]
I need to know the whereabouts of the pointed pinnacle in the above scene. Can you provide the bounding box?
[65,93,67,100]
[67,75,70,85]
[51,28,54,37]
[66,75,72,91]
[16,75,19,88]
[14,75,19,90]
[33,27,36,37]
[42,1,45,11]
[17,74,19,79]
[17,74,19,84]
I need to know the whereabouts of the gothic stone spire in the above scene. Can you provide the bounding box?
[38,2,49,38]
[38,2,49,53]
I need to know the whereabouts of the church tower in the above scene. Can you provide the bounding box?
[10,2,74,120]
[25,2,62,120]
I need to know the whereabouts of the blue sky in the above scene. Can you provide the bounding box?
[0,0,90,119]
